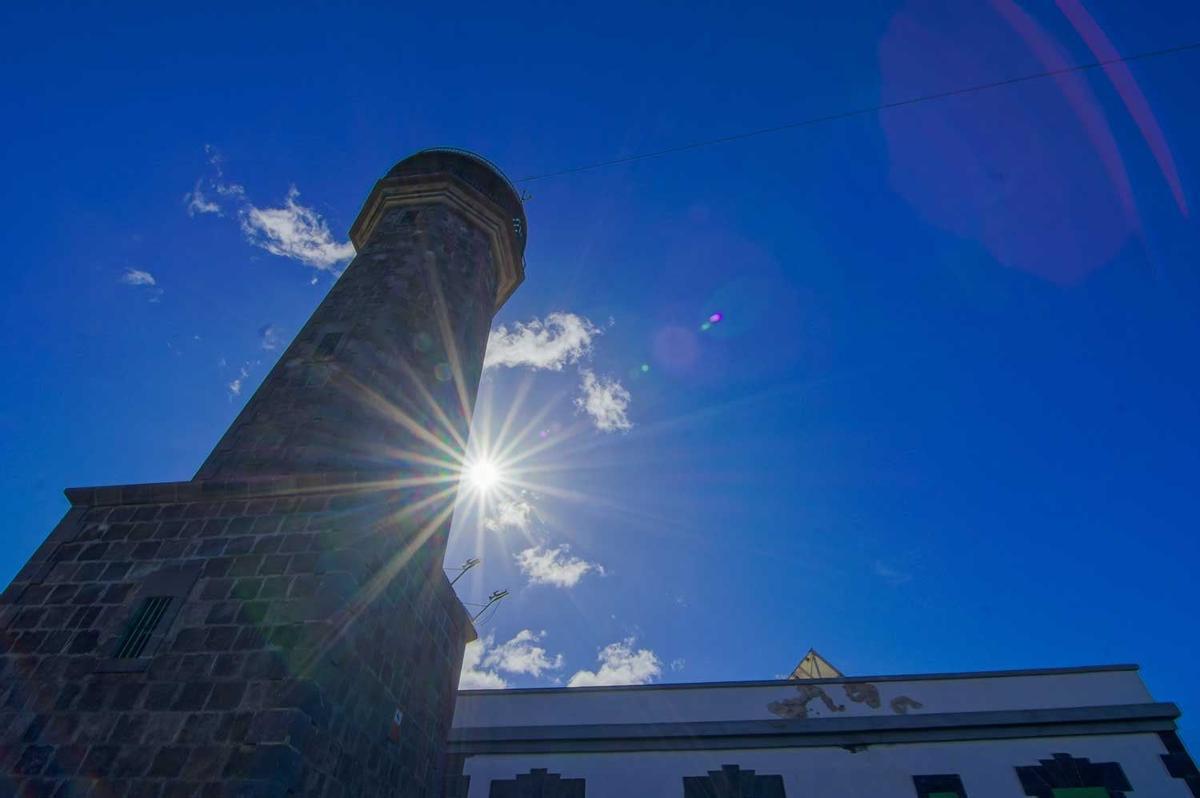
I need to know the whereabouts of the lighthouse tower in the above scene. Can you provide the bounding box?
[0,149,525,797]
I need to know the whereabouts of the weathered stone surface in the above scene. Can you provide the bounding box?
[0,150,522,796]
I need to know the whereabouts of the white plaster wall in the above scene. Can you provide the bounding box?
[460,733,1187,797]
[453,670,1153,729]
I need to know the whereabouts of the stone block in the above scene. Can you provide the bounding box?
[177,711,224,744]
[208,681,247,711]
[81,743,119,775]
[182,745,229,781]
[48,743,87,777]
[110,713,149,744]
[173,682,214,711]
[212,652,246,679]
[144,683,180,711]
[150,745,190,778]
[228,556,264,578]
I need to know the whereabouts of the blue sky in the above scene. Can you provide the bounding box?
[3,0,1199,737]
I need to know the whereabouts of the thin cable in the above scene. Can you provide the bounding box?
[516,39,1200,183]
[474,600,503,627]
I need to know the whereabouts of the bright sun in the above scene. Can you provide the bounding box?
[465,459,502,492]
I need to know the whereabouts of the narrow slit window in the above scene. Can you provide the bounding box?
[315,331,343,360]
[115,596,172,659]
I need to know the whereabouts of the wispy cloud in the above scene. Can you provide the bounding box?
[185,146,350,274]
[568,638,662,687]
[515,544,604,588]
[873,560,912,586]
[225,359,258,400]
[184,179,221,217]
[484,312,600,371]
[485,499,535,533]
[258,324,282,352]
[240,186,355,271]
[227,364,249,398]
[575,370,632,432]
[183,145,244,217]
[119,268,157,287]
[460,629,566,689]
[119,268,163,302]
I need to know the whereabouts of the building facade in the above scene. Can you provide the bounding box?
[0,149,525,797]
[447,665,1200,797]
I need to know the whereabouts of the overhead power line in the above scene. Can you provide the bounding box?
[516,39,1200,183]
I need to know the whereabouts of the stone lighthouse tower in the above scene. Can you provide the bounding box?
[0,150,526,796]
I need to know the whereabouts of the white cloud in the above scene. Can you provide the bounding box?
[259,324,282,351]
[482,629,564,677]
[459,635,509,689]
[485,500,535,533]
[184,179,221,216]
[575,370,632,432]
[119,268,162,302]
[484,313,600,371]
[184,147,245,216]
[568,638,662,687]
[227,364,250,399]
[187,147,342,275]
[670,658,686,672]
[240,186,355,271]
[515,544,603,588]
[119,268,157,287]
[460,629,566,689]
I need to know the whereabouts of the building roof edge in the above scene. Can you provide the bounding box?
[457,664,1141,697]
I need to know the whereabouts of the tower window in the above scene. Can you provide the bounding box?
[315,332,343,360]
[490,769,584,797]
[1015,753,1132,798]
[914,773,967,797]
[684,764,786,797]
[115,596,172,659]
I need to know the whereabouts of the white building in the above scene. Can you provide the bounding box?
[445,663,1199,797]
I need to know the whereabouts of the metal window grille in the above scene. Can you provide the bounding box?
[115,596,172,659]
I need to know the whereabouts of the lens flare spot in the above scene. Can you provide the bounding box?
[465,459,502,492]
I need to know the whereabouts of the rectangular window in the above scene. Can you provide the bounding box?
[914,774,966,797]
[115,596,172,658]
[314,331,343,360]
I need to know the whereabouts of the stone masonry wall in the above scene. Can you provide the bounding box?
[0,477,473,797]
